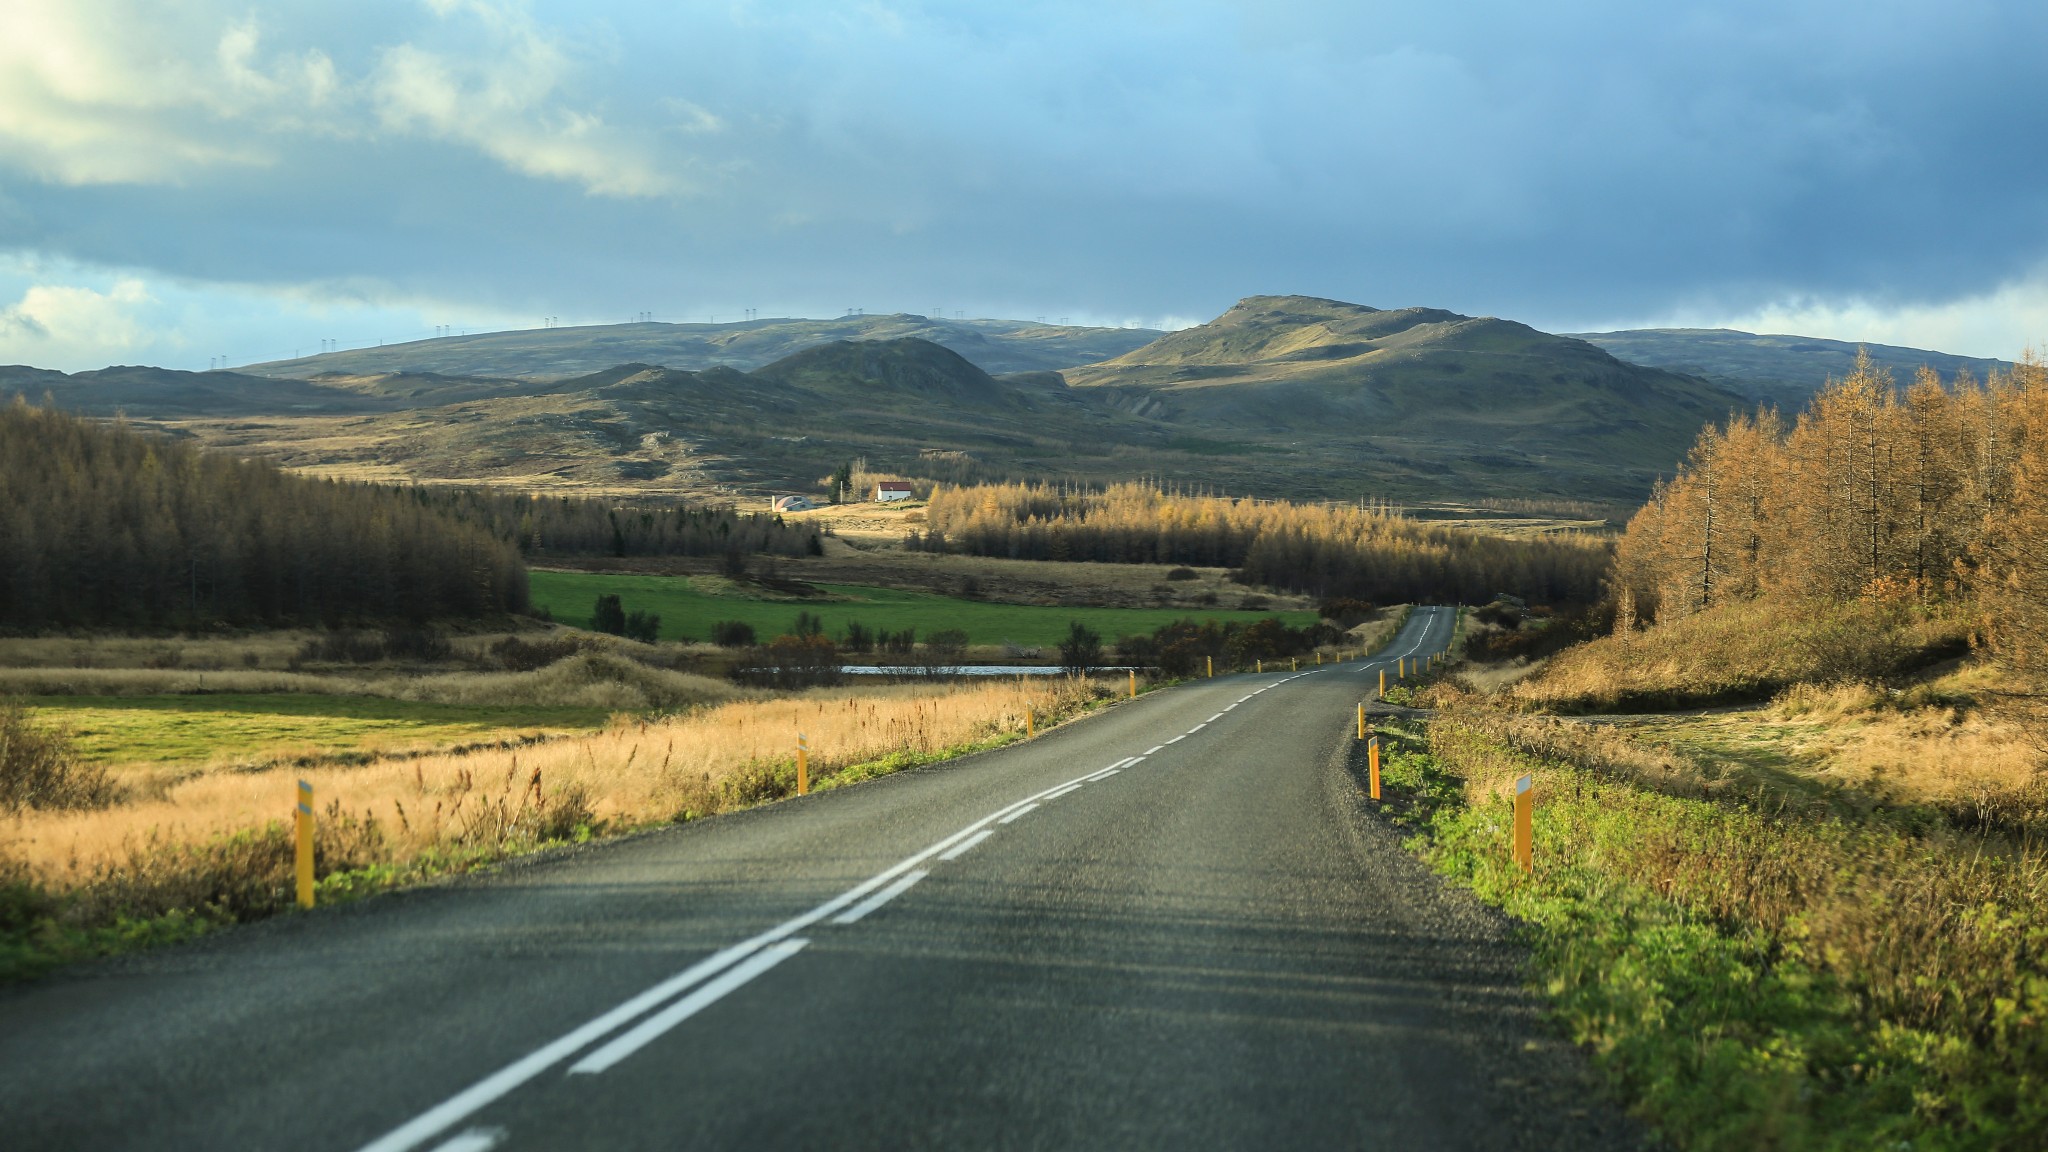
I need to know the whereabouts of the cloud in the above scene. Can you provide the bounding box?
[0,276,155,358]
[371,4,682,198]
[0,0,679,197]
[1694,272,2048,360]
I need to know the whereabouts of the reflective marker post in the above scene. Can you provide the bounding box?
[1129,669,1136,699]
[1368,737,1381,801]
[797,733,810,796]
[1513,774,1534,873]
[295,780,314,910]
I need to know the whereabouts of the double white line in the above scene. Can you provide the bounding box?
[356,756,1141,1152]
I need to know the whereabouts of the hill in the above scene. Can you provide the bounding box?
[7,299,1781,512]
[240,314,1163,381]
[0,364,392,416]
[1569,328,2014,410]
[1064,296,1744,503]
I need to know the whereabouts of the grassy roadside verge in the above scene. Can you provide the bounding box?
[1,675,1146,983]
[1370,710,2047,1152]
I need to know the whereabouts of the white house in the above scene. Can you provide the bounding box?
[874,481,914,503]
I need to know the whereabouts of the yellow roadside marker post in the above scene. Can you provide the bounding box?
[1026,707,1034,739]
[1316,651,1322,666]
[1379,669,1386,698]
[295,780,314,910]
[1129,669,1136,698]
[797,732,810,796]
[1356,702,1365,739]
[1291,656,1298,671]
[1207,656,1213,678]
[1368,737,1381,801]
[1256,658,1263,674]
[1513,774,1534,873]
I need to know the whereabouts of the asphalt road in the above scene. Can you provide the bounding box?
[0,606,1644,1151]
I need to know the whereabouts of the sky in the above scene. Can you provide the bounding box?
[2,0,2046,372]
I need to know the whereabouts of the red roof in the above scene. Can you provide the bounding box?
[876,481,912,491]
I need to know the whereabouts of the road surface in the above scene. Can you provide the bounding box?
[0,606,1642,1150]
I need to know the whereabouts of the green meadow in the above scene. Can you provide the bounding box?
[528,570,1319,649]
[30,695,611,766]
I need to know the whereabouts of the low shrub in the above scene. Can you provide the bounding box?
[490,634,586,672]
[729,635,842,689]
[710,620,757,647]
[0,699,120,812]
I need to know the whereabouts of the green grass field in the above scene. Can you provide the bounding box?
[529,570,1319,648]
[30,695,612,766]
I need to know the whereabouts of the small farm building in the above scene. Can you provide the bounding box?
[772,495,818,513]
[874,482,913,503]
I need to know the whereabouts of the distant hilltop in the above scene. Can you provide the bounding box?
[240,314,1163,382]
[1568,327,2015,410]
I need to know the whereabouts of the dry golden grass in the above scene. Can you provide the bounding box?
[1,676,1109,900]
[1510,597,1971,712]
[0,652,739,711]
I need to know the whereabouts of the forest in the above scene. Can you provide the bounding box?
[1612,351,2048,682]
[0,402,529,631]
[916,482,1611,604]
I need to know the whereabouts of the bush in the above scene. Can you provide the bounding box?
[791,610,824,638]
[841,621,875,654]
[1058,623,1103,674]
[882,627,917,655]
[729,635,842,689]
[296,629,387,665]
[1318,596,1376,629]
[381,626,452,662]
[1114,634,1159,665]
[623,610,661,644]
[592,594,627,636]
[711,620,757,647]
[924,629,969,656]
[0,699,120,812]
[490,634,585,671]
[1165,566,1199,581]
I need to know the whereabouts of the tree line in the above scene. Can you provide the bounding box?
[424,489,821,560]
[1613,351,2048,680]
[916,482,1611,604]
[0,402,528,631]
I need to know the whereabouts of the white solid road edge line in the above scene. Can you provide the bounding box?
[937,828,997,861]
[569,942,810,1075]
[831,870,929,925]
[353,755,1142,1151]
